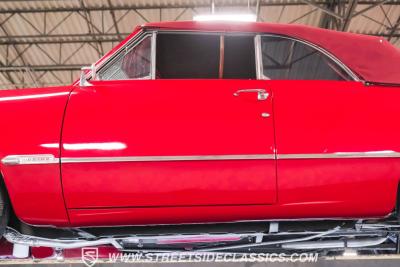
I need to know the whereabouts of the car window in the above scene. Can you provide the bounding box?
[223,35,256,79]
[156,33,256,79]
[98,35,151,80]
[261,36,352,80]
[156,33,220,79]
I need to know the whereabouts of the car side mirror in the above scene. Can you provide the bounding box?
[79,63,96,86]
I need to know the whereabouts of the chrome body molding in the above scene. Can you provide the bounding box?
[61,154,276,163]
[277,151,400,159]
[3,151,400,165]
[1,154,59,165]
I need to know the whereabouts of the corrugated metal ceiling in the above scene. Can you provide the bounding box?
[0,0,398,89]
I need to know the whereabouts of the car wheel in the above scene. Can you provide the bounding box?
[0,183,10,235]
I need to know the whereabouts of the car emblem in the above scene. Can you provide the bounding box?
[81,247,98,267]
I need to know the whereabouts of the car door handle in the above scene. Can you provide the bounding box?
[233,89,269,101]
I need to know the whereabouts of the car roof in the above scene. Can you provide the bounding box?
[142,21,400,85]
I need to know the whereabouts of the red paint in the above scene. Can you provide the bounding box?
[20,245,119,260]
[31,247,54,259]
[61,80,276,208]
[0,87,71,226]
[0,239,14,259]
[0,22,399,227]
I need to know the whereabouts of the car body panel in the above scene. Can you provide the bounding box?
[272,80,400,220]
[0,87,71,226]
[65,81,400,226]
[0,22,399,227]
[61,80,277,210]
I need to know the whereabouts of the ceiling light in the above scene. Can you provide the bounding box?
[193,13,257,22]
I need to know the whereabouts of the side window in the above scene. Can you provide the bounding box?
[98,35,151,80]
[156,34,220,79]
[223,35,256,79]
[261,36,352,80]
[155,33,256,79]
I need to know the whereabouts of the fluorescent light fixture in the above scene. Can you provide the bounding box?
[194,13,256,22]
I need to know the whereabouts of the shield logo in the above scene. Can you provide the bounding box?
[82,247,98,267]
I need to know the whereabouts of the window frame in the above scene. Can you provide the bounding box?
[155,31,259,80]
[92,30,359,82]
[94,31,157,81]
[256,34,360,81]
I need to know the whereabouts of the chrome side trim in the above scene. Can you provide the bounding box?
[1,154,59,165]
[278,151,400,159]
[4,152,400,165]
[61,154,275,163]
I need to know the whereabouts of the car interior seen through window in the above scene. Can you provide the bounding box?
[98,35,152,80]
[98,33,352,81]
[260,36,353,80]
[156,33,256,79]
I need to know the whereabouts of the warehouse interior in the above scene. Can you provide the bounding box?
[0,0,398,90]
[0,1,400,265]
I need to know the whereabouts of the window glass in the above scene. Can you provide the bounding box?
[156,34,220,79]
[98,36,151,80]
[223,35,256,79]
[156,33,257,79]
[261,36,352,80]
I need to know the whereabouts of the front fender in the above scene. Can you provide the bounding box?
[0,86,73,226]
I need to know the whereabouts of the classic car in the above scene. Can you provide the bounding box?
[0,21,400,233]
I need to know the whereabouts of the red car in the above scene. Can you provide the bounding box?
[0,21,400,231]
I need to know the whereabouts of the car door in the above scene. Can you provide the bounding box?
[260,35,399,218]
[60,32,277,212]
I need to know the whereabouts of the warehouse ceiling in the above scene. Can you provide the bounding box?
[0,0,399,89]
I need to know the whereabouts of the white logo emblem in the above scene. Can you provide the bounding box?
[82,247,98,267]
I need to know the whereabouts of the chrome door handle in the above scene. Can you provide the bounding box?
[233,89,269,101]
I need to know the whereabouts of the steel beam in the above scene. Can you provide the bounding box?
[0,33,130,45]
[341,0,358,31]
[301,0,343,20]
[319,0,340,29]
[107,0,122,41]
[0,64,83,72]
[351,0,390,18]
[387,15,400,41]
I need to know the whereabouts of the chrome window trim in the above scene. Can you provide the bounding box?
[92,29,358,83]
[150,31,157,80]
[254,35,264,80]
[94,30,145,73]
[258,34,360,82]
[145,30,359,82]
[95,31,154,81]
